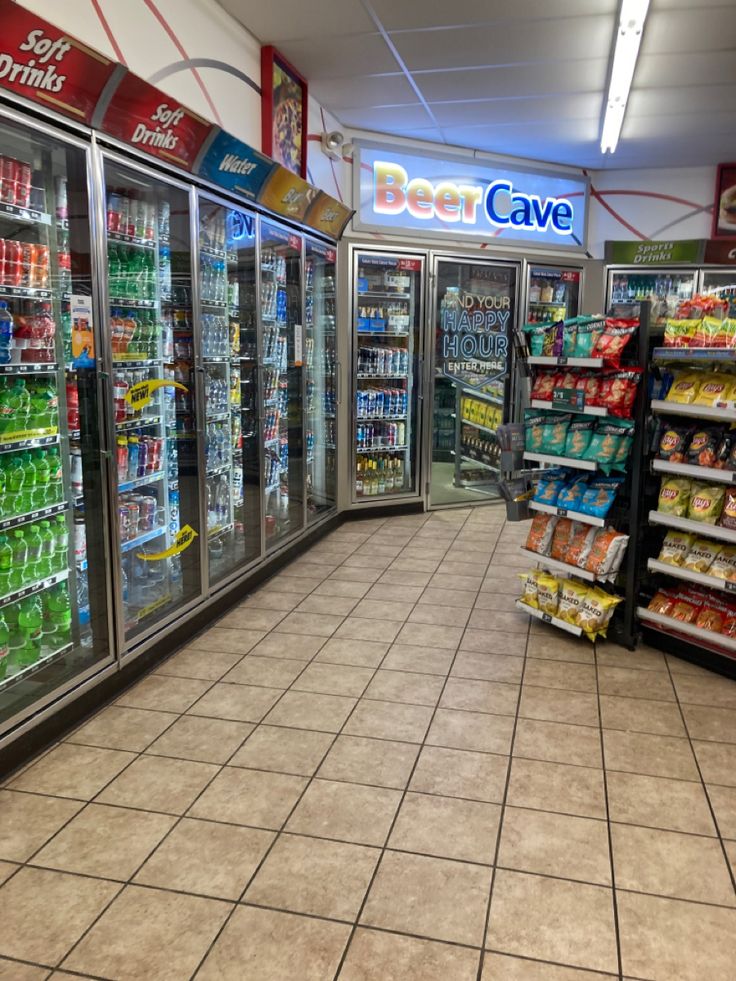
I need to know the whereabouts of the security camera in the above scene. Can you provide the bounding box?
[321,131,344,160]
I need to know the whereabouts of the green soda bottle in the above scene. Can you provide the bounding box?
[0,612,9,680]
[6,455,24,517]
[10,530,27,589]
[46,583,72,649]
[37,520,55,579]
[25,523,43,583]
[32,449,51,508]
[0,462,6,520]
[7,379,30,437]
[17,595,42,666]
[0,534,12,595]
[0,379,10,435]
[19,452,36,514]
[47,447,63,503]
[52,514,69,573]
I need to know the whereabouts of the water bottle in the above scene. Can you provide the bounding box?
[0,301,13,365]
[52,514,69,573]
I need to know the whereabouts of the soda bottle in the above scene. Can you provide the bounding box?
[46,582,71,649]
[32,448,51,508]
[10,529,28,588]
[0,612,9,680]
[17,595,42,666]
[47,446,62,502]
[37,520,55,578]
[77,570,91,645]
[108,245,121,297]
[6,454,23,515]
[116,437,128,482]
[127,435,140,479]
[0,301,13,365]
[0,533,12,595]
[7,378,29,435]
[19,451,36,513]
[52,514,69,573]
[25,522,43,581]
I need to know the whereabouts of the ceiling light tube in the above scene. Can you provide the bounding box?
[600,0,650,154]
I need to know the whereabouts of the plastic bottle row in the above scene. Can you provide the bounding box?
[0,377,58,436]
[0,238,50,290]
[0,582,73,679]
[207,472,233,531]
[264,331,287,368]
[0,516,69,595]
[261,283,287,322]
[116,435,165,483]
[0,301,56,366]
[106,190,168,241]
[356,456,405,496]
[201,313,230,358]
[0,445,63,517]
[108,245,160,302]
[110,309,162,359]
[206,422,230,470]
[200,253,228,305]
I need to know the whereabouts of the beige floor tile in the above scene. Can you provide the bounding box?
[96,755,218,815]
[334,617,402,643]
[617,890,736,981]
[481,952,614,980]
[419,586,476,608]
[361,850,491,946]
[603,730,699,781]
[312,579,372,598]
[682,703,736,744]
[8,744,136,800]
[187,681,282,723]
[264,690,356,732]
[466,609,529,635]
[317,734,419,789]
[221,655,304,688]
[709,784,736,838]
[247,633,325,661]
[351,598,415,621]
[343,553,394,571]
[480,573,524,595]
[155,648,242,681]
[344,698,433,743]
[229,725,333,776]
[409,604,471,627]
[259,575,323,595]
[429,573,483,592]
[0,866,119,966]
[282,561,335,579]
[599,694,685,737]
[295,594,359,616]
[514,718,602,768]
[116,674,211,713]
[329,567,384,584]
[440,678,519,716]
[392,557,443,574]
[0,791,83,862]
[62,884,230,980]
[217,607,288,631]
[693,739,736,787]
[395,621,464,650]
[499,806,611,885]
[606,769,716,836]
[524,659,597,693]
[286,778,401,846]
[239,591,301,612]
[366,583,424,603]
[526,630,595,664]
[389,792,501,864]
[189,766,307,829]
[135,818,273,900]
[188,627,266,655]
[410,745,508,804]
[197,905,349,981]
[381,643,454,676]
[292,662,373,697]
[314,637,389,668]
[452,652,524,684]
[31,803,175,880]
[0,959,49,980]
[427,708,514,755]
[66,706,177,752]
[673,673,736,709]
[340,928,480,981]
[725,839,736,878]
[245,832,378,920]
[519,686,599,727]
[274,611,344,637]
[595,641,666,673]
[612,823,734,906]
[486,869,617,974]
[460,630,528,658]
[364,669,443,706]
[506,758,607,820]
[145,715,252,764]
[379,569,433,587]
[597,665,675,701]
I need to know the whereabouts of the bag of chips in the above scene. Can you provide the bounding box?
[686,427,722,468]
[540,413,572,456]
[533,468,569,505]
[611,421,635,470]
[665,371,702,404]
[549,517,575,561]
[566,524,598,568]
[531,371,556,402]
[682,538,721,574]
[574,373,601,407]
[657,424,694,463]
[562,322,578,357]
[669,590,703,623]
[578,588,622,640]
[583,420,629,466]
[536,573,560,615]
[713,431,735,470]
[709,544,736,581]
[719,487,736,530]
[524,411,548,452]
[542,323,563,357]
[592,321,638,367]
[579,476,623,518]
[658,477,692,516]
[597,369,642,418]
[574,320,604,358]
[687,481,725,524]
[663,319,698,348]
[658,530,697,566]
[648,590,676,615]
[585,529,629,578]
[565,416,596,458]
[723,607,736,637]
[518,570,543,609]
[525,513,556,555]
[693,374,731,407]
[693,316,724,348]
[557,474,590,511]
[524,324,550,357]
[555,369,578,391]
[557,579,589,626]
[695,598,729,633]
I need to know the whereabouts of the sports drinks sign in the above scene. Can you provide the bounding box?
[355,144,588,249]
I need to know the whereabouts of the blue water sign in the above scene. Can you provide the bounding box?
[196,130,276,201]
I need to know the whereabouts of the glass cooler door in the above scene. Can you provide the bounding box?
[102,158,202,645]
[0,114,113,735]
[198,197,260,586]
[259,220,304,549]
[305,237,337,522]
[526,265,580,324]
[608,268,697,324]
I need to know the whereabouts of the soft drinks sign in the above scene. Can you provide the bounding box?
[0,0,119,125]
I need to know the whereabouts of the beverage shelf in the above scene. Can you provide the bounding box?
[459,387,504,406]
[0,362,59,375]
[637,606,736,657]
[118,471,165,493]
[108,230,155,250]
[116,415,162,432]
[356,331,409,338]
[651,459,736,485]
[461,419,498,437]
[109,297,157,309]
[531,399,609,418]
[0,640,74,694]
[357,445,408,454]
[527,356,605,368]
[647,557,735,594]
[529,500,605,527]
[519,547,598,582]
[460,455,499,473]
[113,358,160,369]
[206,411,230,423]
[0,284,53,301]
[0,434,59,454]
[200,244,230,259]
[515,599,584,637]
[120,524,166,553]
[357,291,410,300]
[0,201,51,226]
[202,356,229,364]
[0,569,69,611]
[523,451,597,472]
[201,299,228,309]
[652,347,736,362]
[208,522,234,540]
[0,500,67,533]
[206,464,231,478]
[356,415,407,422]
[651,400,736,422]
[649,510,736,545]
[357,373,408,380]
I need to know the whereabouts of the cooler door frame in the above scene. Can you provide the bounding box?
[524,261,585,323]
[0,114,119,746]
[347,242,428,508]
[605,265,700,312]
[92,144,206,660]
[698,266,736,293]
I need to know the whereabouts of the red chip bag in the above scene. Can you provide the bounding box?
[696,597,729,633]
[592,321,638,367]
[531,371,556,401]
[648,590,675,616]
[669,589,702,623]
[597,369,643,419]
[574,373,600,407]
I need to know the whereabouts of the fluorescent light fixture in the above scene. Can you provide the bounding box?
[600,0,650,154]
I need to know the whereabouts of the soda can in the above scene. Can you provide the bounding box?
[356,424,364,448]
[126,500,140,538]
[35,245,50,289]
[118,503,130,541]
[20,242,33,287]
[0,157,15,205]
[15,162,31,209]
[107,192,122,233]
[397,422,406,445]
[138,496,157,531]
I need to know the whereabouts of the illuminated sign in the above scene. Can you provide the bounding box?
[356,143,588,248]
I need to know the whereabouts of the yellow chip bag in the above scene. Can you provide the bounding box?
[687,481,725,524]
[518,570,542,609]
[536,573,560,615]
[658,477,692,516]
[682,538,720,574]
[658,530,696,566]
[577,587,623,641]
[557,579,589,626]
[665,371,701,404]
[693,374,731,407]
[710,545,736,582]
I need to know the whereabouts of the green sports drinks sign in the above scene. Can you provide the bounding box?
[605,240,705,264]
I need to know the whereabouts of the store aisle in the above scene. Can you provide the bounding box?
[1,507,735,980]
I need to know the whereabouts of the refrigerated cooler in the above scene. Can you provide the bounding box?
[607,269,698,325]
[701,269,736,314]
[352,250,423,502]
[526,265,580,324]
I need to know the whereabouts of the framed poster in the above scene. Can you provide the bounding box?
[261,45,308,179]
[713,163,736,238]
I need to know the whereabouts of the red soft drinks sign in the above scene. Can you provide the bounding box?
[100,73,213,172]
[0,0,118,125]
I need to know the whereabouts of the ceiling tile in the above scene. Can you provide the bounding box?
[217,0,376,41]
[636,50,736,88]
[311,74,414,110]
[415,59,610,102]
[371,0,617,31]
[274,34,397,78]
[627,84,736,118]
[643,7,736,54]
[429,92,602,127]
[335,104,435,131]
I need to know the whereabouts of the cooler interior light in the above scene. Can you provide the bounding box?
[600,0,650,154]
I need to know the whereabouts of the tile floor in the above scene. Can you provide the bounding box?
[0,507,735,980]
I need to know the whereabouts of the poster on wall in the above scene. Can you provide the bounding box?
[713,163,736,238]
[261,46,308,179]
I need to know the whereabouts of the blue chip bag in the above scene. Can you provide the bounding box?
[524,324,550,357]
[534,468,570,505]
[582,419,631,466]
[557,474,590,511]
[579,476,625,517]
[565,416,596,458]
[562,322,578,357]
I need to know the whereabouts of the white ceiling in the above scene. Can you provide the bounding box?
[219,0,736,170]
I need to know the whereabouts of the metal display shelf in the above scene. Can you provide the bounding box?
[523,452,597,471]
[647,558,735,594]
[460,455,499,472]
[0,570,69,611]
[527,356,604,368]
[108,230,155,249]
[531,399,609,418]
[529,500,605,527]
[358,445,408,454]
[0,201,51,225]
[515,599,584,637]
[0,434,59,454]
[0,362,59,375]
[649,510,736,545]
[116,415,161,432]
[356,415,407,422]
[460,387,504,405]
[461,419,498,437]
[652,459,736,485]
[652,347,736,362]
[356,373,408,380]
[118,471,165,494]
[651,400,736,422]
[0,500,67,533]
[0,641,74,694]
[637,606,736,656]
[0,284,53,300]
[120,524,166,553]
[518,548,598,582]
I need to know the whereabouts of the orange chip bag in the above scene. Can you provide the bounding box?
[585,529,628,577]
[566,524,597,568]
[525,513,556,555]
[695,599,728,633]
[549,517,575,561]
[669,590,702,623]
[648,590,676,615]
